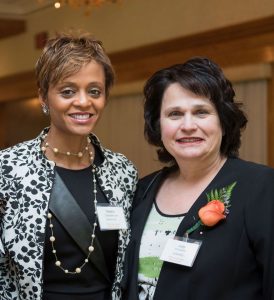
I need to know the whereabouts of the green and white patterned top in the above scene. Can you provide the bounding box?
[138,202,185,300]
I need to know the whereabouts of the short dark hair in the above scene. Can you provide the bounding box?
[36,31,115,100]
[144,57,247,164]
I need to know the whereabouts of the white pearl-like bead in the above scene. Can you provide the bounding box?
[55,261,61,266]
[66,152,71,156]
[53,148,59,153]
[85,259,88,263]
[78,152,83,157]
[50,236,55,242]
[65,270,68,273]
[75,268,81,273]
[47,213,52,218]
[52,250,56,254]
[89,246,94,252]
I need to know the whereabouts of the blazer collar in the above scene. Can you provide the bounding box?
[131,168,169,245]
[31,129,125,206]
[135,159,232,240]
[29,127,55,171]
[91,134,127,206]
[123,169,167,294]
[175,158,232,237]
[49,172,111,282]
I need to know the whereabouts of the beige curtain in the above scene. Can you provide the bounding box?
[94,79,267,177]
[94,93,163,177]
[234,80,267,165]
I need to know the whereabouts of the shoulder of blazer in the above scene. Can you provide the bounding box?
[0,128,53,171]
[228,157,274,179]
[0,137,36,161]
[132,166,175,210]
[90,133,138,178]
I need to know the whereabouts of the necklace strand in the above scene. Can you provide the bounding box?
[41,133,94,160]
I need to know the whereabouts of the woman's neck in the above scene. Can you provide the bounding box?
[41,130,94,170]
[156,155,227,215]
[176,155,227,183]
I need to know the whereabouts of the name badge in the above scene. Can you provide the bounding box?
[160,236,202,267]
[96,204,128,231]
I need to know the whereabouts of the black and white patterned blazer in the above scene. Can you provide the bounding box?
[0,128,138,300]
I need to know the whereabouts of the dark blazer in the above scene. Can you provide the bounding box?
[123,158,274,300]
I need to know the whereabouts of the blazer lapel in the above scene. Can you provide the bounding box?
[175,159,232,238]
[133,170,166,242]
[95,162,125,206]
[123,170,165,298]
[49,172,111,283]
[175,192,208,238]
[154,159,232,299]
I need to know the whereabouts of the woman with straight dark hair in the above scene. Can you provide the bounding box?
[123,57,274,300]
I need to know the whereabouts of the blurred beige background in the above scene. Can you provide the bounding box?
[0,0,273,176]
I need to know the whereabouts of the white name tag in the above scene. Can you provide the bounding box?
[97,205,128,230]
[160,237,202,267]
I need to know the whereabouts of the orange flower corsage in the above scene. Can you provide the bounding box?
[198,200,225,226]
[185,182,237,236]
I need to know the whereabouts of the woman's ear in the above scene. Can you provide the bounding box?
[38,90,49,116]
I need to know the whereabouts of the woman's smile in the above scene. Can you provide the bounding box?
[175,136,204,144]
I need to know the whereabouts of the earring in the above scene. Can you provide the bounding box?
[41,104,49,115]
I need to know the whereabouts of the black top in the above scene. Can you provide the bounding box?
[43,145,118,300]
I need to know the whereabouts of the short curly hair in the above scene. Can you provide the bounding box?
[35,31,115,100]
[144,57,247,164]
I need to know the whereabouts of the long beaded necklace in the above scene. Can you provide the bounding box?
[42,134,98,274]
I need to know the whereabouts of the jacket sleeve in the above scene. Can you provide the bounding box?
[0,163,11,299]
[0,166,5,254]
[245,167,274,299]
[0,150,15,255]
[0,199,4,254]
